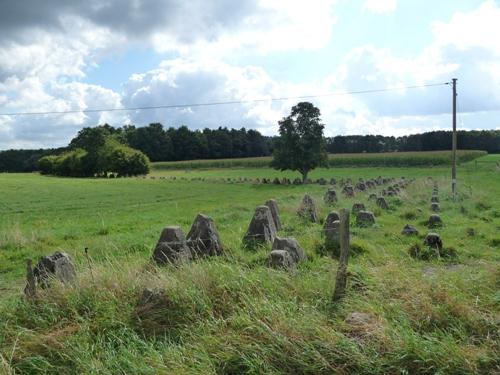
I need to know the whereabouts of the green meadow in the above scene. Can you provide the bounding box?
[0,154,498,374]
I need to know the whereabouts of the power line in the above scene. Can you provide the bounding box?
[0,81,449,117]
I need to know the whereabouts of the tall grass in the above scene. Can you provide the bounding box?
[0,155,498,373]
[1,252,497,374]
[152,150,487,170]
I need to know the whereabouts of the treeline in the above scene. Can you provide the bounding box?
[36,124,271,177]
[58,125,500,161]
[123,124,272,162]
[0,125,498,173]
[0,148,66,172]
[0,124,271,173]
[327,130,500,154]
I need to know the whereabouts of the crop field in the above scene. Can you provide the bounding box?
[152,150,487,170]
[0,154,498,374]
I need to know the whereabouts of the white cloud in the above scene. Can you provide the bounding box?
[0,0,340,148]
[0,14,129,149]
[432,1,500,54]
[362,0,397,14]
[151,0,337,57]
[321,0,500,133]
[121,59,287,132]
[0,16,118,84]
[0,80,126,149]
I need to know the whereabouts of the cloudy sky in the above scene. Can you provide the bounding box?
[0,0,499,149]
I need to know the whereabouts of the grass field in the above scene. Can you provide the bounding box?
[0,154,499,374]
[152,150,487,170]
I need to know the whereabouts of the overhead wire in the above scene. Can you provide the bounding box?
[0,81,450,117]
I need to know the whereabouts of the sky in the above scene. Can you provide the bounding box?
[0,0,499,150]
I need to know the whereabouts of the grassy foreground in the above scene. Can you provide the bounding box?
[152,150,487,170]
[0,155,499,374]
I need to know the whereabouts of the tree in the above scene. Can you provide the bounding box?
[68,125,114,175]
[167,126,202,160]
[271,102,328,182]
[246,129,269,157]
[69,126,112,152]
[124,123,173,162]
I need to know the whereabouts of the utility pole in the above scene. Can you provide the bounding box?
[451,78,457,199]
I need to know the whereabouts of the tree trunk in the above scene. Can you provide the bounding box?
[301,170,309,183]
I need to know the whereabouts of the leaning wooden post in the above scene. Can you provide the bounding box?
[25,258,37,299]
[84,247,95,283]
[333,208,350,302]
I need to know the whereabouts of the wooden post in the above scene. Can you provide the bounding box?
[84,247,94,283]
[25,258,36,298]
[451,78,457,199]
[333,208,350,302]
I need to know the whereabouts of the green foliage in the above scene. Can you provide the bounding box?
[58,148,89,176]
[272,102,328,181]
[0,148,66,172]
[99,139,150,177]
[125,124,270,162]
[125,123,174,162]
[39,135,149,177]
[38,155,59,175]
[39,149,88,177]
[69,125,112,153]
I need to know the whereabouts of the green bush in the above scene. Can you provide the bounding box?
[38,139,149,177]
[39,149,88,177]
[38,155,58,175]
[100,140,150,177]
[58,149,88,176]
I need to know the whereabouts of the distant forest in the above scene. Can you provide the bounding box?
[0,123,498,172]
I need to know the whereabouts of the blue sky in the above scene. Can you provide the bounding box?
[0,0,499,149]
